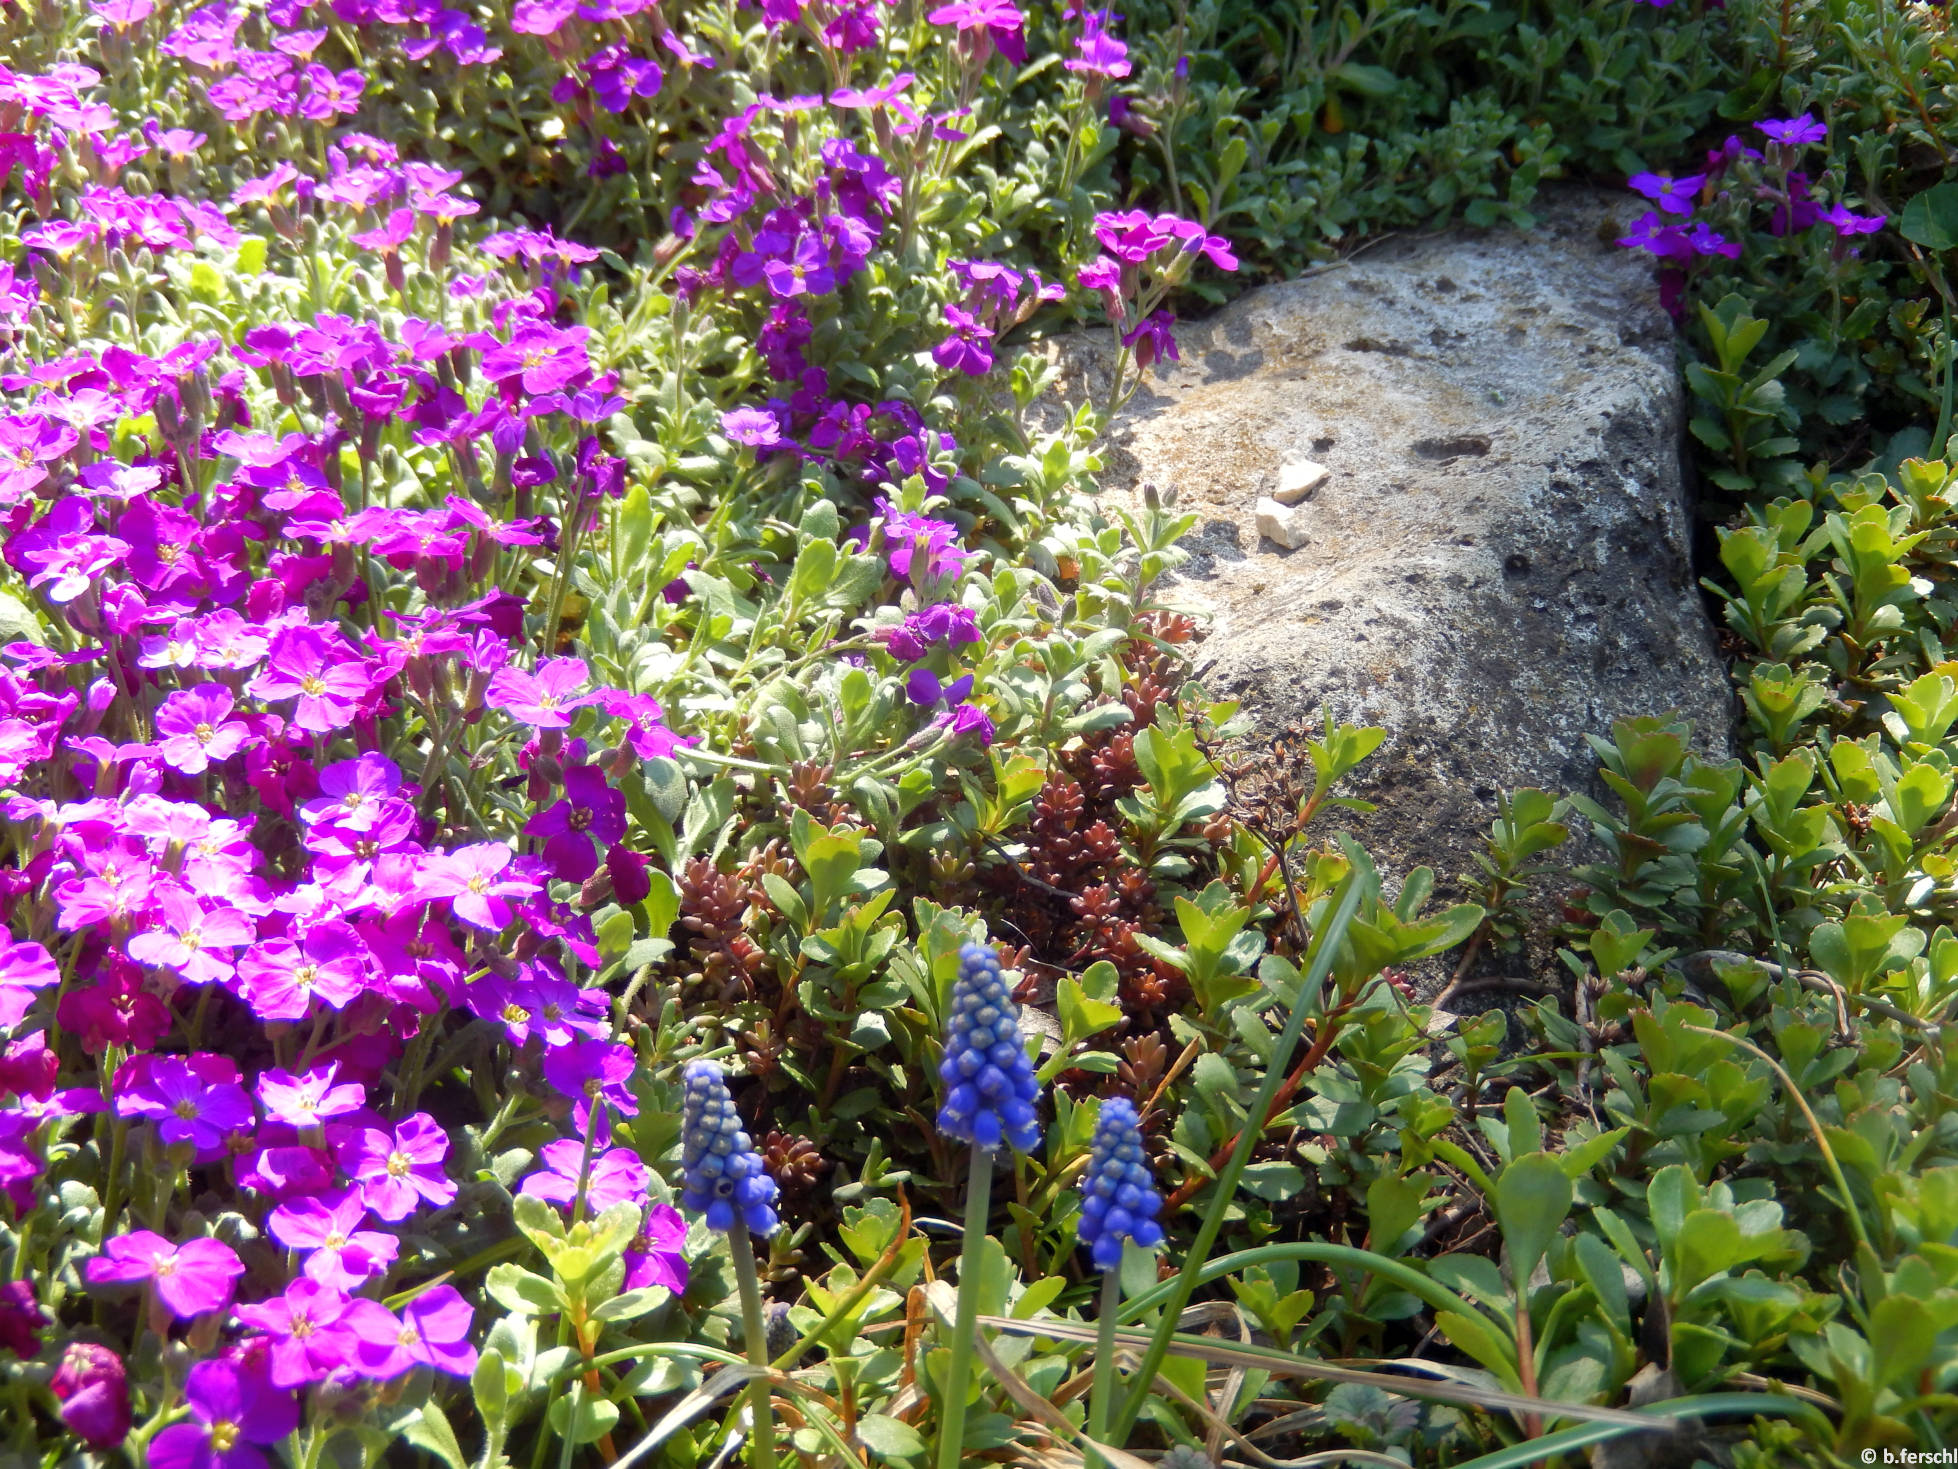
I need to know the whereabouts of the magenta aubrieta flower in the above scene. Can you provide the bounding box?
[235,923,370,1020]
[927,0,1028,63]
[594,689,692,759]
[874,499,969,583]
[256,1063,366,1127]
[1821,203,1886,237]
[235,1277,361,1388]
[154,685,252,774]
[722,406,786,449]
[246,626,372,734]
[0,937,57,1030]
[339,1112,457,1221]
[268,1190,398,1290]
[349,1284,479,1378]
[84,1231,245,1319]
[420,841,536,930]
[1065,6,1131,78]
[51,1341,131,1451]
[148,1359,297,1469]
[487,657,591,728]
[520,1138,650,1213]
[125,885,254,987]
[480,322,593,397]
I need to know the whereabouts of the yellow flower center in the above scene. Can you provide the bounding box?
[210,1422,240,1452]
[387,1151,412,1178]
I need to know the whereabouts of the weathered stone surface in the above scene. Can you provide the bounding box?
[1054,190,1734,887]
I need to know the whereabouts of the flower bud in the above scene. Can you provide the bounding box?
[607,845,652,907]
[51,1342,131,1450]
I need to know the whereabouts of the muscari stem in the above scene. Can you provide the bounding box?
[1108,868,1365,1442]
[728,1220,778,1469]
[1087,1268,1122,1456]
[936,1145,996,1469]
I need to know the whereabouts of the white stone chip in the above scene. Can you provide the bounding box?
[1255,496,1309,550]
[1273,459,1329,505]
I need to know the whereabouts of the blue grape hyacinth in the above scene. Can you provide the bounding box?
[937,941,1042,1152]
[1077,1096,1163,1271]
[679,1061,781,1236]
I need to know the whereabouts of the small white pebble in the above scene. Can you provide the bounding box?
[1273,459,1329,505]
[1255,496,1310,550]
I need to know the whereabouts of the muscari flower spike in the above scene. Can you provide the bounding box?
[679,1062,781,1237]
[1077,1096,1163,1271]
[937,941,1042,1152]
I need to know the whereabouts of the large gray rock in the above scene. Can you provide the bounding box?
[1060,191,1734,887]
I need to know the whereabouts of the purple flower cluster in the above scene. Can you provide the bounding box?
[0,0,1124,1448]
[1616,113,1885,317]
[1077,210,1238,374]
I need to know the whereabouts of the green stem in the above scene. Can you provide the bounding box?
[729,1220,778,1469]
[1087,1269,1121,1455]
[936,1146,996,1469]
[1108,868,1365,1442]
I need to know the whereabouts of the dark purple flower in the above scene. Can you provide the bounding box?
[933,305,995,376]
[1627,171,1704,216]
[0,1279,46,1357]
[114,1054,254,1157]
[1122,309,1179,372]
[149,1358,297,1469]
[526,765,627,882]
[542,1036,641,1129]
[1759,112,1827,146]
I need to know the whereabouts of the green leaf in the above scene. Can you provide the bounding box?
[1493,1153,1573,1287]
[404,1401,467,1469]
[472,1346,509,1428]
[549,1393,621,1445]
[485,1264,563,1316]
[1433,1310,1520,1386]
[1674,1209,1743,1293]
[855,1415,928,1461]
[1902,182,1958,250]
[1870,1294,1937,1387]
